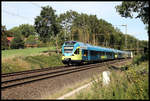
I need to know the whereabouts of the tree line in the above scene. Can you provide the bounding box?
[1,2,148,51]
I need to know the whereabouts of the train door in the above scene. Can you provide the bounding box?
[82,50,88,61]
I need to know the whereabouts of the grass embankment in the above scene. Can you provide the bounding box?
[68,55,149,100]
[2,47,56,59]
[2,47,64,74]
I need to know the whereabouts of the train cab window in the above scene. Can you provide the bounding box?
[74,48,79,54]
[64,46,74,53]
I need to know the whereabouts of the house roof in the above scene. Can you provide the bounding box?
[7,37,14,41]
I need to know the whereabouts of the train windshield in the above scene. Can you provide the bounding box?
[65,41,76,46]
[64,46,74,53]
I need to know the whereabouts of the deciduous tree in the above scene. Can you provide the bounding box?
[116,1,149,37]
[34,6,60,43]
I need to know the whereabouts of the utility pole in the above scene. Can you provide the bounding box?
[124,24,127,49]
[137,40,139,54]
[61,19,68,41]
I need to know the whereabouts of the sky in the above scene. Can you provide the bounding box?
[2,1,148,41]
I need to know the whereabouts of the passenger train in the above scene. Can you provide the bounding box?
[62,41,133,65]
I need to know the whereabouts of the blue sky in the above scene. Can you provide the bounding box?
[2,1,148,41]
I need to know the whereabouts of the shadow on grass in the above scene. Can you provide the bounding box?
[108,65,128,71]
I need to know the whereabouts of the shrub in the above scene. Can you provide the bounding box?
[133,53,149,65]
[10,34,24,49]
[75,62,149,100]
[25,35,37,45]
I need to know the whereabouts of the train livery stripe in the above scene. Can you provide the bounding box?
[72,47,82,60]
[101,55,107,59]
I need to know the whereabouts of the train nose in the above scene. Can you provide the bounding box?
[62,58,71,64]
[65,58,71,62]
[65,58,70,61]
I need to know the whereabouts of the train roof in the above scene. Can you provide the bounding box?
[63,41,129,53]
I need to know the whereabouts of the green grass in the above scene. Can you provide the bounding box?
[1,47,64,74]
[2,53,64,74]
[2,47,56,59]
[24,54,64,68]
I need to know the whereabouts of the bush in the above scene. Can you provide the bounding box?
[75,61,149,100]
[133,53,149,65]
[1,32,9,50]
[37,41,49,47]
[25,35,37,45]
[10,34,24,49]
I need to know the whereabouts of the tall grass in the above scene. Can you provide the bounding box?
[75,61,149,100]
[2,46,64,74]
[2,53,64,74]
[24,53,64,68]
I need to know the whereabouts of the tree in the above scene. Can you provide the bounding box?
[88,15,99,45]
[116,1,149,37]
[9,24,36,38]
[58,10,79,41]
[25,35,38,46]
[19,24,36,38]
[72,13,91,43]
[1,25,9,50]
[9,26,21,36]
[34,6,60,43]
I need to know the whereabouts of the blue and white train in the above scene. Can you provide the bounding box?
[62,41,133,65]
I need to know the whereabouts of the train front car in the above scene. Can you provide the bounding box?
[62,41,82,66]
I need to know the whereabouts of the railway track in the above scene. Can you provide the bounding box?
[1,59,130,90]
[1,66,67,77]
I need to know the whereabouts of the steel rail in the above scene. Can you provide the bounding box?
[1,66,67,77]
[1,59,129,90]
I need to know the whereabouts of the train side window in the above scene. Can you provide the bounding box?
[106,52,108,55]
[109,52,112,56]
[106,52,109,56]
[107,52,109,56]
[91,51,93,56]
[101,51,104,55]
[74,48,79,54]
[104,52,106,55]
[91,51,97,56]
[101,52,103,55]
